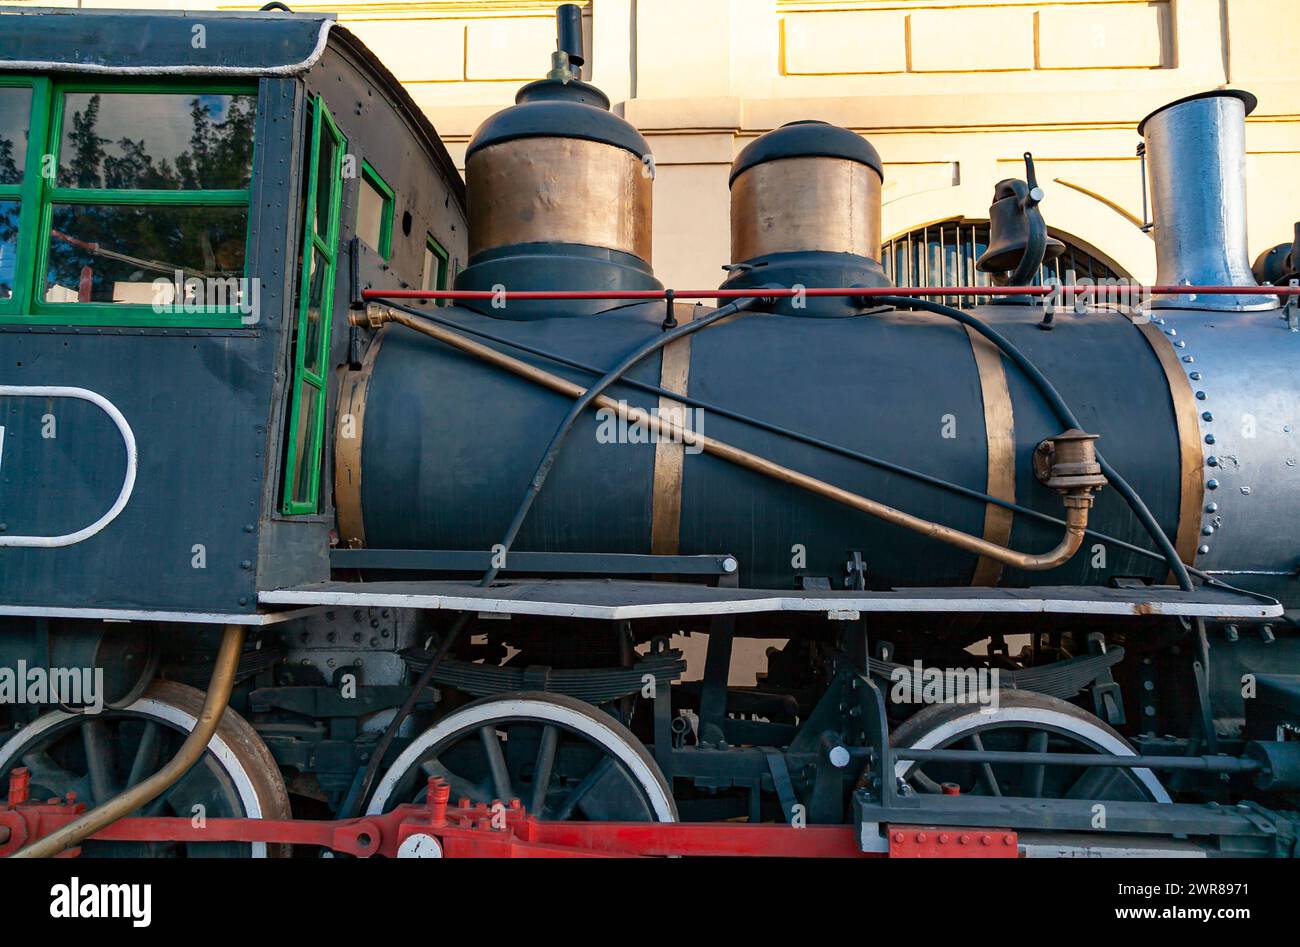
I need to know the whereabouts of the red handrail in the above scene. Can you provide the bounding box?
[363,285,1300,302]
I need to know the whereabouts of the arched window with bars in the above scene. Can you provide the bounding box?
[881,219,1126,308]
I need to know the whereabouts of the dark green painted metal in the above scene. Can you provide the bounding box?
[0,25,470,614]
[329,548,737,575]
[0,9,332,75]
[356,302,1182,592]
[465,81,649,160]
[719,249,891,317]
[730,119,883,185]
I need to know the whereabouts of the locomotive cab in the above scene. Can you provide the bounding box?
[0,8,466,618]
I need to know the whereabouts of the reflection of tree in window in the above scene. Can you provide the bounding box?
[0,140,17,184]
[0,85,31,187]
[0,86,29,300]
[59,93,254,190]
[46,92,256,304]
[0,202,16,300]
[64,94,106,188]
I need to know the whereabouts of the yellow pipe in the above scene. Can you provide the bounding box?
[364,308,1097,571]
[11,624,245,858]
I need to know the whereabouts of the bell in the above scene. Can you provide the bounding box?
[978,178,1065,274]
[1251,222,1299,285]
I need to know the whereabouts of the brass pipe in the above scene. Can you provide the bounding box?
[10,624,245,858]
[364,307,1096,571]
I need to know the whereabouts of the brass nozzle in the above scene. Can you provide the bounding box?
[1034,428,1107,500]
[354,304,392,330]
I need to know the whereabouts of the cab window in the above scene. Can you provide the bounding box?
[422,233,449,302]
[0,80,257,326]
[0,82,34,306]
[356,160,392,259]
[281,96,345,516]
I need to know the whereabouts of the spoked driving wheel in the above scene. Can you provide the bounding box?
[0,681,292,857]
[891,690,1170,802]
[366,692,677,822]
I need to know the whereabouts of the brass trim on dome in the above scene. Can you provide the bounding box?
[467,137,653,261]
[730,155,882,263]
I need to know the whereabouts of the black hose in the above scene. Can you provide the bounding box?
[877,295,1194,592]
[345,614,467,818]
[347,297,756,816]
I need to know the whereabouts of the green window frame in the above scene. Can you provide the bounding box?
[0,77,257,327]
[423,232,449,300]
[357,159,393,260]
[282,96,345,516]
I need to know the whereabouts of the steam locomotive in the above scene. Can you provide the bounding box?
[0,4,1298,859]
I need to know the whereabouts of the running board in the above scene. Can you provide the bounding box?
[260,579,1281,621]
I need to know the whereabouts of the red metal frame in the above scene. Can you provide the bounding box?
[362,284,1300,303]
[886,827,1018,859]
[1,770,1017,859]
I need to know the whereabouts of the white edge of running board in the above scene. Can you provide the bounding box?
[0,604,330,625]
[257,590,1283,621]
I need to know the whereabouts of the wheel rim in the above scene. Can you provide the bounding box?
[367,694,676,822]
[892,696,1170,803]
[0,682,290,856]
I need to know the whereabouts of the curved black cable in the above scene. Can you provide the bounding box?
[877,295,1194,592]
[347,297,756,816]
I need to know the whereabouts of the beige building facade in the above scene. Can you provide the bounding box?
[14,0,1300,289]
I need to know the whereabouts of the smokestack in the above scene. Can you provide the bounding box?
[556,3,585,72]
[1139,90,1276,311]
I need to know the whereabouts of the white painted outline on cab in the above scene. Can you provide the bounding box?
[0,385,138,548]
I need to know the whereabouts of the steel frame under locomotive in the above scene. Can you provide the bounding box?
[1,6,1299,859]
